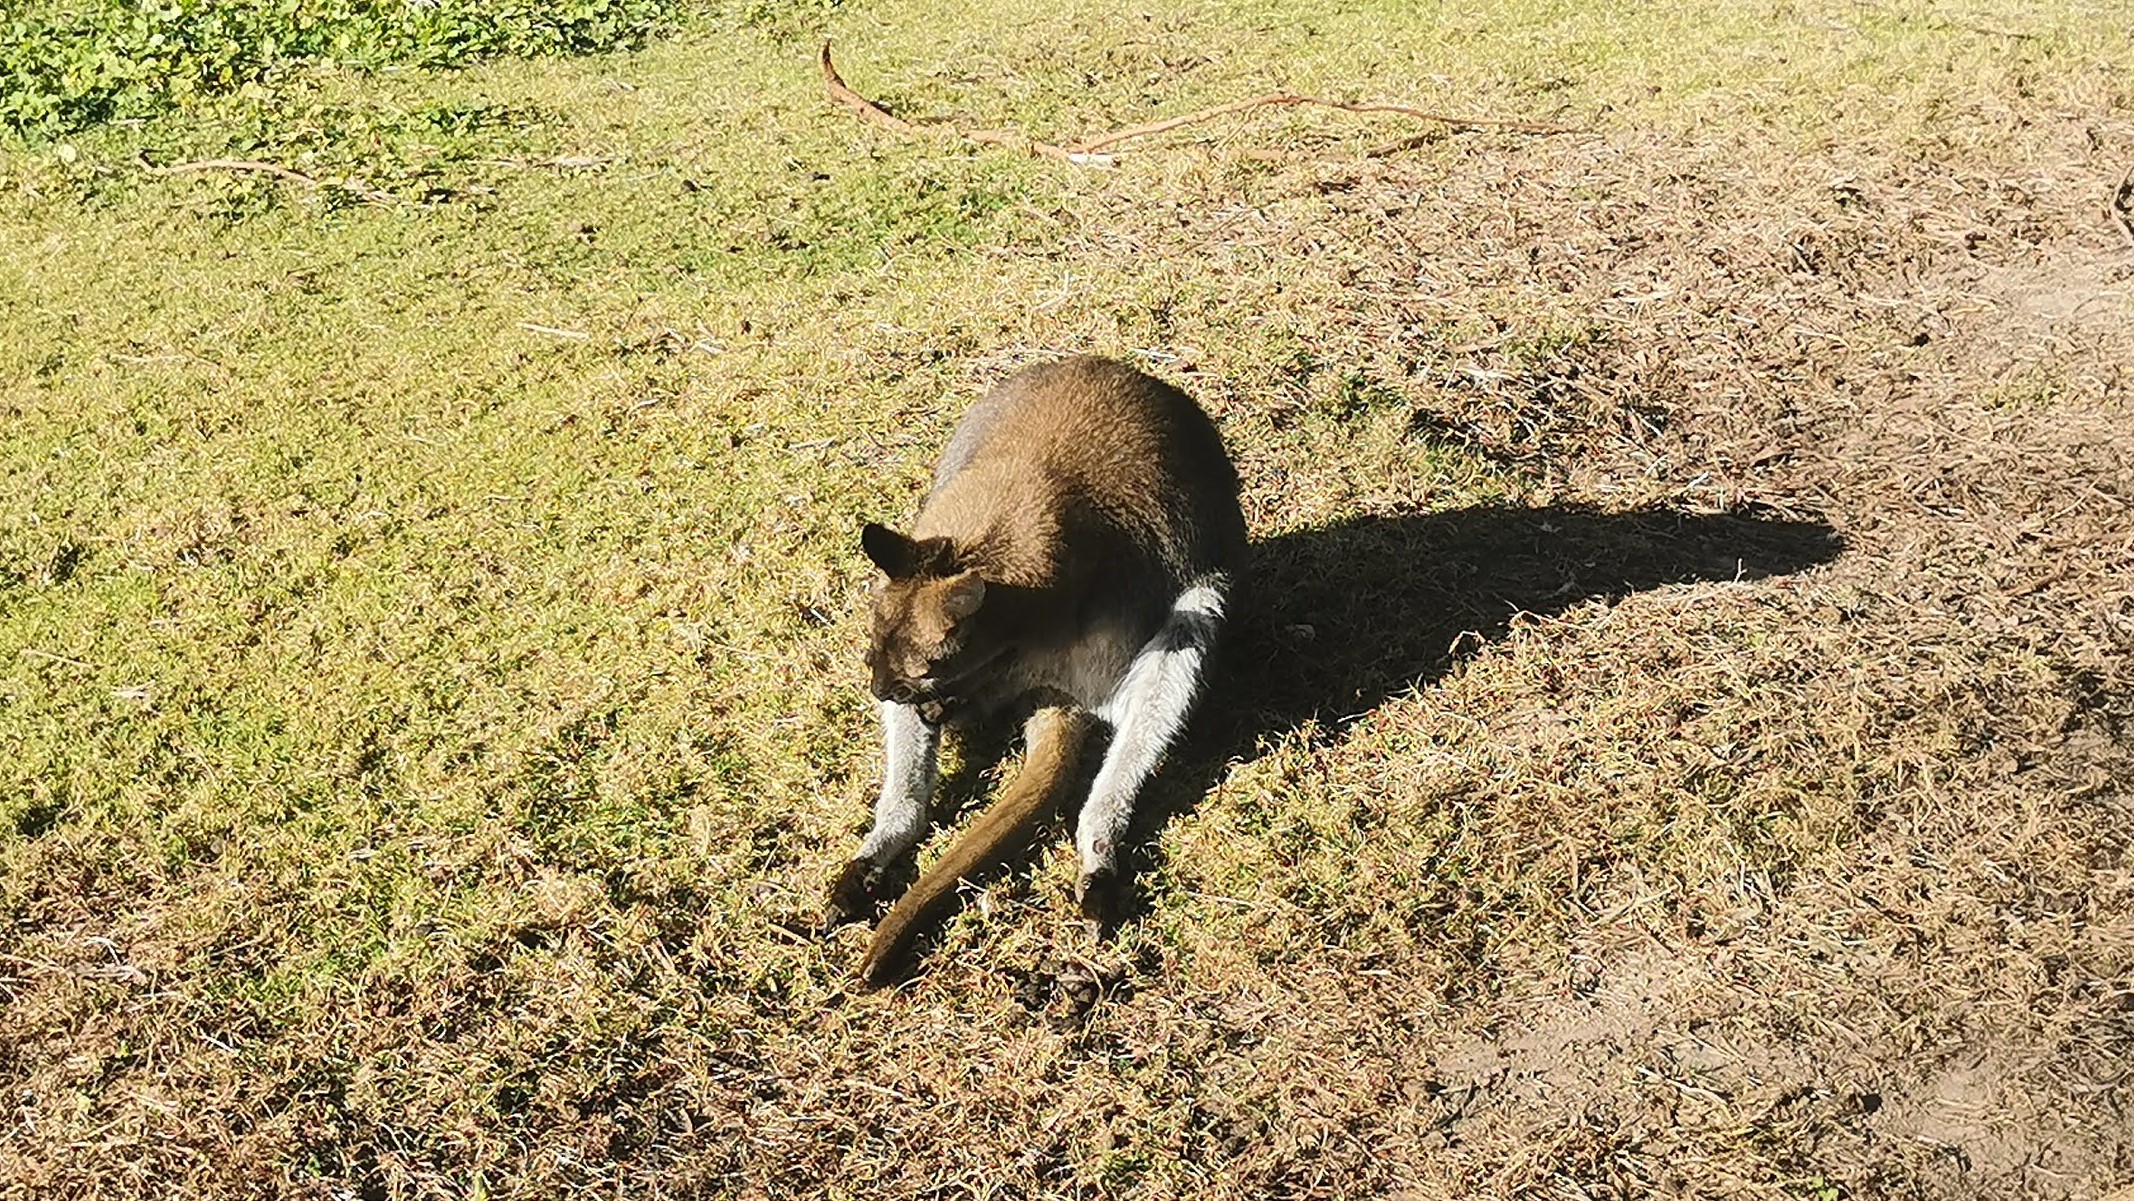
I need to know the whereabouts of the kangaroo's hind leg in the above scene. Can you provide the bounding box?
[857,705,1097,986]
[826,700,940,927]
[1075,577,1228,924]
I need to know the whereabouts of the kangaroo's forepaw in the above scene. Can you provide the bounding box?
[1076,866,1123,932]
[824,858,879,931]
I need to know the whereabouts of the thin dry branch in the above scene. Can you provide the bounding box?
[19,648,99,670]
[2110,166,2134,249]
[1936,16,2036,39]
[516,321,593,341]
[817,44,923,138]
[819,43,1102,166]
[143,157,323,186]
[1068,91,1581,153]
[819,42,1580,166]
[140,157,393,204]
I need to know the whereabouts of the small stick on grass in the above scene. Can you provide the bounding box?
[1068,91,1583,154]
[517,322,593,341]
[821,41,1582,166]
[2109,166,2134,250]
[20,648,98,670]
[1939,18,2036,39]
[820,43,1102,165]
[140,157,393,204]
[144,157,322,186]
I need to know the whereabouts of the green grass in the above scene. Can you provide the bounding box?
[4,0,2132,1196]
[0,0,683,137]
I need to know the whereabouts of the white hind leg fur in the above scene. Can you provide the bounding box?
[827,699,942,925]
[858,700,940,864]
[1075,578,1227,912]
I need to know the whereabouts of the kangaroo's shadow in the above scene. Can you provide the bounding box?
[1118,501,1845,907]
[850,501,1841,981]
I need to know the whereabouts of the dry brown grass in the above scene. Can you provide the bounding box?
[773,114,2134,1197]
[4,3,2133,1199]
[1051,100,2134,1200]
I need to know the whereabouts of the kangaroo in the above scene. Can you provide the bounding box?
[825,355,1247,986]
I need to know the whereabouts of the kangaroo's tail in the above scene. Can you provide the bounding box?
[858,706,1096,987]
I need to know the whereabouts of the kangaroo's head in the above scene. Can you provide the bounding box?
[859,523,999,719]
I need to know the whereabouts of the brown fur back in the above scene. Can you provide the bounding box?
[864,356,1245,722]
[919,355,1246,596]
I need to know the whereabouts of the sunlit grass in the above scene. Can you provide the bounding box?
[3,0,2129,1194]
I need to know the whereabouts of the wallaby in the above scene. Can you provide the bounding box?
[825,355,1247,986]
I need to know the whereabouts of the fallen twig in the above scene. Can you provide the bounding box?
[140,156,393,204]
[2110,166,2134,249]
[820,43,1104,165]
[143,157,320,187]
[517,321,592,341]
[20,648,98,670]
[1937,17,2036,39]
[491,154,613,171]
[820,41,1581,165]
[1068,90,1582,153]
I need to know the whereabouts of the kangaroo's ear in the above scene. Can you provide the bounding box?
[939,571,987,621]
[861,523,919,578]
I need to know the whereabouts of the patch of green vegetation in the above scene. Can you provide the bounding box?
[1,0,676,138]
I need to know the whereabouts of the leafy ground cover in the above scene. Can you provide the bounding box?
[3,0,2131,1196]
[0,0,685,137]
